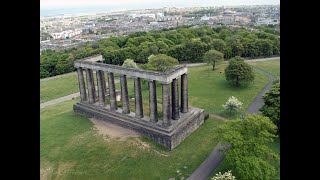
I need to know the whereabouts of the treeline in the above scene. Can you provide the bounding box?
[40,25,280,78]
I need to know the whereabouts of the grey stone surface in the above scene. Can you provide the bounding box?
[85,69,96,104]
[162,82,171,126]
[75,60,188,83]
[108,72,118,111]
[148,80,158,122]
[77,67,87,102]
[120,75,130,114]
[172,78,179,120]
[101,71,107,94]
[73,102,205,150]
[181,73,188,113]
[73,55,207,151]
[96,70,106,107]
[134,78,144,118]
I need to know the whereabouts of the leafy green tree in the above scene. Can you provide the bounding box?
[148,54,179,72]
[242,38,259,58]
[210,39,227,53]
[226,35,244,57]
[225,56,255,86]
[55,54,76,75]
[184,40,210,62]
[217,114,279,180]
[256,39,273,57]
[203,50,224,70]
[260,80,280,134]
[122,59,138,69]
[40,66,50,78]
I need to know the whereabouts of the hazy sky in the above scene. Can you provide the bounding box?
[41,0,279,9]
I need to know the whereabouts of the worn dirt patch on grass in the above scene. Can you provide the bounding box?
[40,161,53,180]
[89,118,141,141]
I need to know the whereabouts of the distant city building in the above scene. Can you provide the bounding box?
[256,18,279,26]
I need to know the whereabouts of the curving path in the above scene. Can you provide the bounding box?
[187,60,278,180]
[245,66,277,114]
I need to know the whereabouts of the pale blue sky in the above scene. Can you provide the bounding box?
[41,0,280,9]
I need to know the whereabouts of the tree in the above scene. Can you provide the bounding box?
[210,39,227,53]
[203,50,224,70]
[211,171,236,180]
[222,96,243,113]
[122,59,138,69]
[256,39,273,57]
[225,56,255,86]
[226,35,244,57]
[148,54,179,72]
[217,114,279,180]
[260,80,280,134]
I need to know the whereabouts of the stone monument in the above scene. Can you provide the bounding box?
[73,55,206,150]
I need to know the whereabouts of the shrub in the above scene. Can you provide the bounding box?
[212,171,236,180]
[222,96,243,113]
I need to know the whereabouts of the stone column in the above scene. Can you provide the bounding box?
[181,73,188,113]
[162,82,171,126]
[149,80,158,122]
[85,69,96,104]
[134,78,143,118]
[120,75,130,114]
[108,72,118,111]
[96,70,106,106]
[101,71,107,94]
[171,78,179,120]
[76,67,87,102]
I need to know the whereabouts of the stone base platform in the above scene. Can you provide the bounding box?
[73,102,206,150]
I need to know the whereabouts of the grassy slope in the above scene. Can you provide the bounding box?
[188,63,269,118]
[40,74,79,103]
[248,59,280,79]
[40,98,224,179]
[40,61,278,179]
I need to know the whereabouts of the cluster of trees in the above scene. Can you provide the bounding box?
[217,114,279,180]
[260,80,280,134]
[40,25,280,78]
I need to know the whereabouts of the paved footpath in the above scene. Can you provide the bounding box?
[187,57,279,180]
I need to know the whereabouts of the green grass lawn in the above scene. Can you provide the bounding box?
[40,97,225,179]
[40,61,280,179]
[40,74,79,103]
[188,63,269,118]
[248,59,280,79]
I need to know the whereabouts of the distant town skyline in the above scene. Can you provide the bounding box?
[41,0,280,9]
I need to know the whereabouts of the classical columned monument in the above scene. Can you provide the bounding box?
[73,55,206,150]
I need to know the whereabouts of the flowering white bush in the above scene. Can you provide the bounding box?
[211,171,236,180]
[222,96,243,112]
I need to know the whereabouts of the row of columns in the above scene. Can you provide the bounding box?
[76,67,188,127]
